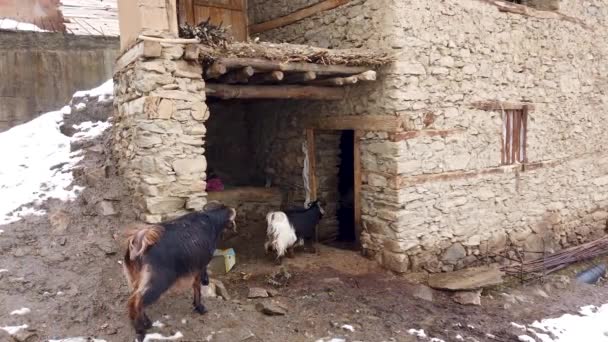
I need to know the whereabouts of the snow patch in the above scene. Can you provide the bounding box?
[0,324,28,335]
[341,324,354,332]
[0,269,8,273]
[143,331,184,341]
[518,336,536,342]
[75,103,87,111]
[10,308,31,316]
[408,329,427,338]
[73,80,113,102]
[516,303,608,341]
[0,18,47,32]
[152,320,165,328]
[0,80,112,225]
[315,339,346,342]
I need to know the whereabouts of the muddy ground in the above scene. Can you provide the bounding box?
[1,100,608,342]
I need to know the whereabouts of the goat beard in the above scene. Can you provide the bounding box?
[265,213,298,259]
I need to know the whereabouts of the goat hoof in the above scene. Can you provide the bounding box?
[143,315,152,330]
[135,332,146,342]
[194,304,208,315]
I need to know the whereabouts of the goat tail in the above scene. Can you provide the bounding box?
[124,223,164,261]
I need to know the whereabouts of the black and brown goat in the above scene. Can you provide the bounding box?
[122,202,236,341]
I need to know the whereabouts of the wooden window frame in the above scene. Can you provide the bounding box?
[501,107,528,165]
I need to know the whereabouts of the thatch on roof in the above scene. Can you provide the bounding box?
[198,41,392,67]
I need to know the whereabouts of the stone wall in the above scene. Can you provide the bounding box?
[0,31,118,131]
[112,42,209,223]
[247,0,608,272]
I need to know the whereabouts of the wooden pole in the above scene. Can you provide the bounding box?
[205,84,346,100]
[249,71,284,84]
[206,62,228,79]
[284,71,317,83]
[306,129,318,245]
[353,130,362,246]
[218,66,255,84]
[216,57,370,75]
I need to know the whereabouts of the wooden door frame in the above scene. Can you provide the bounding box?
[305,128,363,245]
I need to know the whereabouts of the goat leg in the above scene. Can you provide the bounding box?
[286,247,295,258]
[192,273,208,315]
[275,255,284,265]
[304,239,317,254]
[201,269,210,286]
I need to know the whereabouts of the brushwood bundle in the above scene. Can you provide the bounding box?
[179,18,230,47]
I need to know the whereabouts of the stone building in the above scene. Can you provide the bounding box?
[0,0,119,131]
[113,0,608,273]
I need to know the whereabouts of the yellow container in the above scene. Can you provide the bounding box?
[208,248,236,274]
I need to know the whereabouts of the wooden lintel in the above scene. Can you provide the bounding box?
[303,115,407,132]
[216,57,370,75]
[471,100,535,111]
[114,41,144,73]
[389,129,465,142]
[206,62,228,79]
[205,84,345,100]
[284,71,317,83]
[250,0,350,34]
[218,66,255,84]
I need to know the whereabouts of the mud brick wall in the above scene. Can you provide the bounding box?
[112,43,208,223]
[247,0,608,273]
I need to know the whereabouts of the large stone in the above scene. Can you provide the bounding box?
[256,300,287,316]
[145,97,175,119]
[96,201,117,216]
[412,284,434,302]
[392,61,426,75]
[441,243,466,264]
[428,265,504,291]
[151,89,204,102]
[172,157,207,176]
[174,60,203,79]
[452,289,482,306]
[382,250,409,273]
[248,287,269,299]
[191,102,210,121]
[135,133,162,148]
[145,197,185,214]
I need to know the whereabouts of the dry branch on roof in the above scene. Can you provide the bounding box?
[197,41,392,67]
[179,18,230,48]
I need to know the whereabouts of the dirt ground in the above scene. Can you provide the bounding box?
[2,104,608,342]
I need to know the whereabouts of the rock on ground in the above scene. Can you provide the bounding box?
[248,287,269,299]
[452,290,482,306]
[256,300,287,316]
[428,265,504,291]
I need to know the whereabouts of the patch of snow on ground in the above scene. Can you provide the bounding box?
[518,335,536,342]
[408,329,427,338]
[0,324,28,335]
[10,308,30,315]
[0,269,7,273]
[73,80,114,102]
[152,321,165,328]
[522,303,608,342]
[143,331,184,341]
[0,81,112,225]
[0,18,47,32]
[75,103,87,111]
[341,324,354,332]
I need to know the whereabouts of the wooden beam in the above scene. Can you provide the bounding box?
[205,62,228,79]
[249,71,284,84]
[216,57,369,75]
[356,70,377,81]
[249,0,350,34]
[205,84,346,100]
[114,41,144,73]
[310,75,358,86]
[284,71,317,83]
[471,100,535,111]
[303,115,407,132]
[306,128,318,244]
[353,130,362,246]
[218,66,255,84]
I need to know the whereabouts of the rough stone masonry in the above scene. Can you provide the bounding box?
[248,0,608,273]
[112,42,209,223]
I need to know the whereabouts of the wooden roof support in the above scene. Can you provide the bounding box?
[215,57,370,75]
[284,71,317,84]
[309,71,375,87]
[206,62,228,79]
[303,115,408,132]
[205,84,345,100]
[218,66,255,84]
[249,71,285,84]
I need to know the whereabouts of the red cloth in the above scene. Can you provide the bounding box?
[206,177,224,192]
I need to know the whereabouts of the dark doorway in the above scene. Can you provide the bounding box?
[334,130,357,248]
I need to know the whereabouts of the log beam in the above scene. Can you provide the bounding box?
[302,115,407,132]
[249,71,285,84]
[206,62,228,79]
[215,57,369,75]
[218,66,255,84]
[284,71,317,83]
[205,84,346,100]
